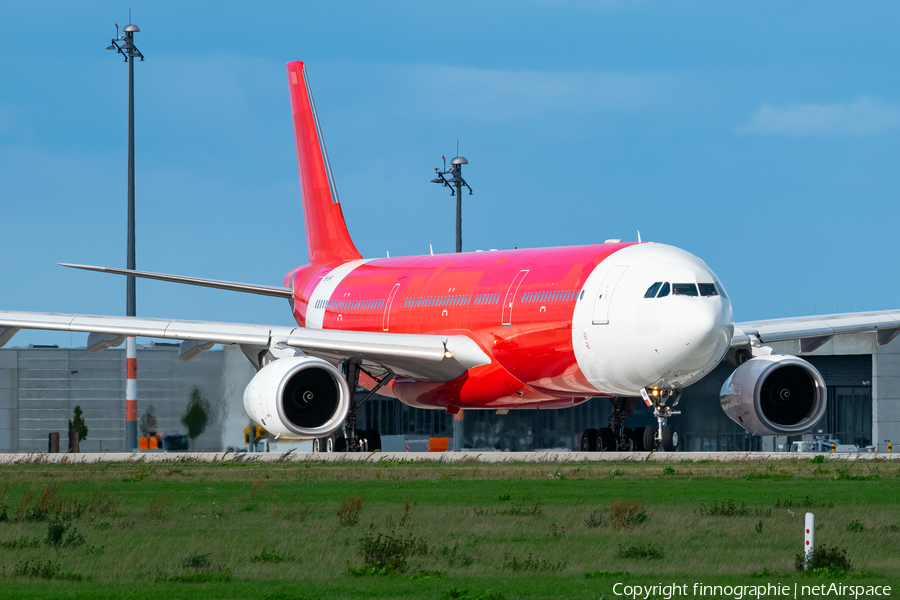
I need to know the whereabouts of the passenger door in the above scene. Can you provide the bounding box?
[501,270,529,326]
[592,266,628,325]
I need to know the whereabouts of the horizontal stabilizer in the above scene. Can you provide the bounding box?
[59,263,293,299]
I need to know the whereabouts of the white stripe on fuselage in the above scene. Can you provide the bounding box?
[305,259,370,329]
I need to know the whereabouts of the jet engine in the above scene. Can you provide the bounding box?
[243,356,350,440]
[720,354,827,436]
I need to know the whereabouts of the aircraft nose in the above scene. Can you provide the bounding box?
[674,295,733,366]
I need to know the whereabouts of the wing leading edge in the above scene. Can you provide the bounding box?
[0,310,490,382]
[734,309,900,352]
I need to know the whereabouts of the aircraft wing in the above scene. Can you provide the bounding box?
[733,309,900,352]
[0,310,490,382]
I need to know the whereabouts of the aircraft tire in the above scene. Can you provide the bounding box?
[582,428,599,451]
[661,425,679,452]
[632,427,646,451]
[356,430,368,452]
[365,428,382,452]
[334,433,346,452]
[643,423,659,451]
[598,427,616,451]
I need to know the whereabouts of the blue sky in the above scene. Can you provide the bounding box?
[2,1,900,347]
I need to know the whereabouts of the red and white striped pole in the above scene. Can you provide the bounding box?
[804,512,815,564]
[125,336,138,451]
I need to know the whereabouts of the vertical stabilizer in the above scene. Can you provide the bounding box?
[287,61,362,265]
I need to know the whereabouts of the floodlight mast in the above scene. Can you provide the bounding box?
[430,155,473,253]
[106,21,144,453]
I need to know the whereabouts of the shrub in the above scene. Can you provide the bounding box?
[585,569,630,579]
[445,589,503,600]
[846,519,864,532]
[169,572,232,583]
[338,497,364,527]
[44,518,85,548]
[584,510,605,529]
[13,560,60,579]
[68,405,88,442]
[181,387,211,444]
[502,553,566,572]
[1,536,40,549]
[615,544,664,560]
[355,533,428,573]
[148,495,169,520]
[795,546,852,573]
[774,495,834,509]
[250,549,286,564]
[697,499,770,518]
[181,551,212,569]
[436,542,474,567]
[610,499,649,529]
[11,560,82,581]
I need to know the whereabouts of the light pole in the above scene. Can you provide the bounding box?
[107,22,144,452]
[430,155,473,452]
[431,155,473,253]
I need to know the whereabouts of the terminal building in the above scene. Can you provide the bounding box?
[0,332,895,453]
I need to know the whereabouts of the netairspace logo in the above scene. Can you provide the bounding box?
[612,583,892,600]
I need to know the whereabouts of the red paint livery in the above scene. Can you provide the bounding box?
[284,61,626,412]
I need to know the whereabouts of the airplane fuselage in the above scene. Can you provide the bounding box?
[286,241,735,411]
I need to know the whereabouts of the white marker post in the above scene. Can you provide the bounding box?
[804,512,815,565]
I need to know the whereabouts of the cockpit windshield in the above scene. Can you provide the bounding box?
[698,283,719,297]
[672,283,699,296]
[645,281,719,298]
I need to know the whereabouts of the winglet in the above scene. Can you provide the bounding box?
[287,61,362,265]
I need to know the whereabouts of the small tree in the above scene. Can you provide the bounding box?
[139,405,157,438]
[68,405,88,441]
[181,387,211,446]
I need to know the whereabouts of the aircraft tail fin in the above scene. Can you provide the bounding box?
[287,61,362,265]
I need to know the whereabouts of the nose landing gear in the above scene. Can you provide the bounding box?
[640,388,681,452]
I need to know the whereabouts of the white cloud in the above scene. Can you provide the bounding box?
[741,98,900,136]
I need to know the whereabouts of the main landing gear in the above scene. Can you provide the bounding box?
[313,359,393,453]
[580,391,681,453]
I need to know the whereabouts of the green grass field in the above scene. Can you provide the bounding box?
[0,456,898,599]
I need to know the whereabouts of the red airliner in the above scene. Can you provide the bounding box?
[4,61,900,453]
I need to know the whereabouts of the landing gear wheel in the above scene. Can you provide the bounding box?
[356,430,368,452]
[334,433,347,452]
[643,423,659,451]
[364,428,382,452]
[581,428,599,451]
[623,428,634,452]
[661,424,679,452]
[312,438,322,453]
[632,427,646,452]
[598,427,616,451]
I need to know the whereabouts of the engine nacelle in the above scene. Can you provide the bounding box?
[243,357,350,440]
[720,354,827,436]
